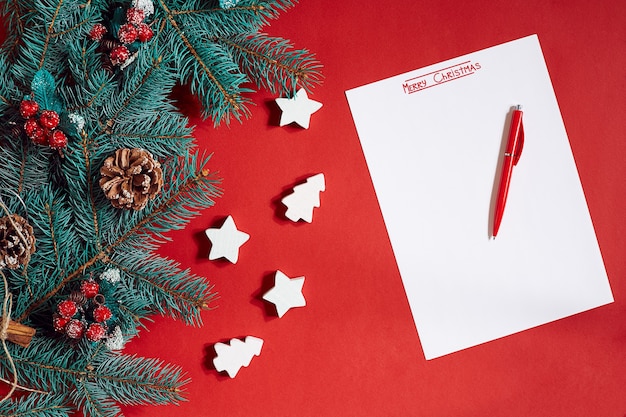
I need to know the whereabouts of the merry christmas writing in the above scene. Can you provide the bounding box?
[402,60,482,94]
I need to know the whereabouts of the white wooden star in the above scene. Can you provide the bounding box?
[262,270,306,318]
[205,215,250,263]
[275,88,322,129]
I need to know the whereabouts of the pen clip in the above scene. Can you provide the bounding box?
[512,120,524,165]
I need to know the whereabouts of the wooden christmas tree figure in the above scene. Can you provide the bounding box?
[213,336,264,378]
[281,173,326,223]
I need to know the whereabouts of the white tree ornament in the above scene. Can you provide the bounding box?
[213,336,264,378]
[205,215,250,263]
[275,88,322,129]
[281,173,325,223]
[262,270,306,318]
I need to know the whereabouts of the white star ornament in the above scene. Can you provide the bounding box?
[262,270,306,318]
[275,88,322,129]
[205,215,250,263]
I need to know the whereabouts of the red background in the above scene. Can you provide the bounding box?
[5,0,626,416]
[125,1,626,416]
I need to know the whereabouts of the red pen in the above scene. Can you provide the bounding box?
[492,105,524,238]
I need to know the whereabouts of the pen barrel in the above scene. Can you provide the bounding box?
[493,157,514,237]
[505,110,524,157]
[493,109,524,237]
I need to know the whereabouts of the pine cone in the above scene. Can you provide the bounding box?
[99,148,163,210]
[0,214,36,270]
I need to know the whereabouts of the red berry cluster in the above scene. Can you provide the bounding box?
[88,7,153,68]
[20,99,68,149]
[53,278,113,342]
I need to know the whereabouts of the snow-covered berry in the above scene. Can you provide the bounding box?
[48,130,68,149]
[89,23,107,41]
[80,280,100,298]
[118,23,138,44]
[24,118,40,136]
[29,125,48,145]
[57,299,78,318]
[126,7,146,25]
[110,45,130,65]
[20,100,39,118]
[86,323,107,341]
[93,304,112,323]
[136,23,153,42]
[53,314,70,332]
[39,110,60,129]
[65,319,85,339]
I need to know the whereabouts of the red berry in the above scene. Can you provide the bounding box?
[136,23,153,42]
[65,319,85,339]
[80,280,100,298]
[20,100,39,118]
[86,323,107,341]
[39,110,60,129]
[24,118,39,136]
[53,314,70,332]
[29,125,48,145]
[48,130,68,149]
[126,7,145,25]
[110,45,130,65]
[89,23,107,41]
[31,127,48,145]
[93,304,112,322]
[57,299,78,318]
[118,23,138,44]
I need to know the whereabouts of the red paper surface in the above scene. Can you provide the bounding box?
[4,1,626,415]
[121,2,626,415]
[131,1,626,416]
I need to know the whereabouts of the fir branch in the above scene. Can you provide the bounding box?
[99,54,169,135]
[57,130,103,253]
[102,152,221,250]
[0,1,28,60]
[168,0,296,37]
[0,139,52,197]
[157,0,252,122]
[10,0,100,84]
[72,378,122,417]
[0,55,22,114]
[104,109,195,157]
[9,185,84,317]
[108,252,215,326]
[0,337,86,392]
[16,154,221,322]
[217,32,322,95]
[1,339,187,414]
[61,39,117,111]
[37,0,65,70]
[0,392,72,417]
[89,352,188,406]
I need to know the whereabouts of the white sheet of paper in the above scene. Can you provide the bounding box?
[345,35,614,360]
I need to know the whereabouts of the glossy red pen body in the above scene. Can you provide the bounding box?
[492,105,524,238]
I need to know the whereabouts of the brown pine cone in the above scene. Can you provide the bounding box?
[0,213,36,270]
[99,148,163,210]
